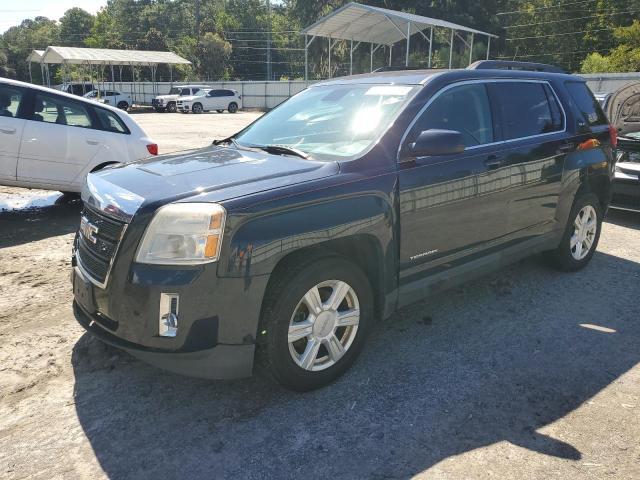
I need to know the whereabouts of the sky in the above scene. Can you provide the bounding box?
[1,0,107,33]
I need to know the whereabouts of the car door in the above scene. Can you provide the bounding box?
[0,83,27,182]
[17,91,102,189]
[398,81,511,293]
[486,81,568,236]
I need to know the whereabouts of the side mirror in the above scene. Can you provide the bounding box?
[408,129,465,157]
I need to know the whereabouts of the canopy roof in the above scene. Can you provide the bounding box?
[27,50,45,63]
[34,46,191,66]
[302,2,498,45]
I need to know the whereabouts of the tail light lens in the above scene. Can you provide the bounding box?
[146,143,159,155]
[608,124,618,148]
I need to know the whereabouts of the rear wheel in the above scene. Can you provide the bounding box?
[228,102,238,113]
[154,107,166,113]
[546,193,602,271]
[167,102,177,113]
[192,103,203,114]
[117,101,129,111]
[262,256,373,391]
[216,109,224,113]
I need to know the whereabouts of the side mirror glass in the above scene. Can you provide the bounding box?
[408,129,465,157]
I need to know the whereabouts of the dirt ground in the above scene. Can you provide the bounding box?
[1,112,639,480]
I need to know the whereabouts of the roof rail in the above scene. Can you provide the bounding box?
[468,60,566,74]
[372,66,431,73]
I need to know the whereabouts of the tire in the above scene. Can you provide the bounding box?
[228,102,238,113]
[546,193,603,271]
[262,256,373,391]
[117,101,129,111]
[154,107,166,113]
[216,109,224,113]
[167,102,177,113]
[192,103,203,114]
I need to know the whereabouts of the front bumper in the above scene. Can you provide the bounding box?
[177,103,190,112]
[74,300,254,379]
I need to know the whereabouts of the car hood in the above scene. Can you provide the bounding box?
[82,145,339,222]
[155,94,177,100]
[607,82,640,136]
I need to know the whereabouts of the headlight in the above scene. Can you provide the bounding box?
[135,203,226,265]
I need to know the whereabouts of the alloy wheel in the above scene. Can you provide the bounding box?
[570,205,597,260]
[287,280,360,372]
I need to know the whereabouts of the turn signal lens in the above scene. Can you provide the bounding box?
[204,235,219,258]
[146,143,159,155]
[608,124,618,148]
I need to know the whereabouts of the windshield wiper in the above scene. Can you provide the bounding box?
[257,144,310,159]
[212,136,241,148]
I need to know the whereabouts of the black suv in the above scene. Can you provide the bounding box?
[72,62,615,391]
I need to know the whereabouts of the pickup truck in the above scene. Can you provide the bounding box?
[72,62,615,391]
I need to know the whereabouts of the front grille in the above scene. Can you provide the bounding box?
[77,206,127,286]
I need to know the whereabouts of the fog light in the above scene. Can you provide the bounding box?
[159,293,179,337]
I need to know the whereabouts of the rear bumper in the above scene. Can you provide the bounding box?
[74,300,255,379]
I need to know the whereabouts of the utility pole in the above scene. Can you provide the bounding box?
[266,0,272,81]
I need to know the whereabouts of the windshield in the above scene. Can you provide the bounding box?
[235,84,420,161]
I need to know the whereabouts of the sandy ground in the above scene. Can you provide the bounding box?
[1,112,639,480]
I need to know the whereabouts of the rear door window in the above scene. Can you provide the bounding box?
[565,81,608,127]
[409,82,494,148]
[95,107,129,134]
[489,82,564,140]
[32,92,93,128]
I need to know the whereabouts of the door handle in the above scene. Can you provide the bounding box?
[0,127,16,134]
[484,155,502,170]
[86,139,100,145]
[557,142,575,154]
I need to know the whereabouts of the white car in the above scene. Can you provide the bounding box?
[152,85,209,113]
[0,78,158,194]
[83,89,133,111]
[177,88,242,114]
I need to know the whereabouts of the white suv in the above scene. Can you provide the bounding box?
[152,85,209,113]
[84,90,133,111]
[0,78,157,194]
[177,88,242,114]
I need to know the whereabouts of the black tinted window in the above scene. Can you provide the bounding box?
[565,81,608,127]
[411,83,494,147]
[490,82,563,140]
[223,90,235,96]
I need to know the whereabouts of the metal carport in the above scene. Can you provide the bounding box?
[28,46,191,103]
[301,2,498,79]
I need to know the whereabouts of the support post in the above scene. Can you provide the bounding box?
[28,61,32,83]
[469,33,474,66]
[428,27,433,68]
[328,36,331,78]
[370,43,373,72]
[449,29,454,69]
[405,22,411,67]
[389,44,392,66]
[305,34,308,81]
[486,36,491,60]
[350,38,353,75]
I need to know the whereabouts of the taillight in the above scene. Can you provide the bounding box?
[147,143,158,155]
[608,124,618,148]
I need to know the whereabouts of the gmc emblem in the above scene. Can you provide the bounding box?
[80,216,98,244]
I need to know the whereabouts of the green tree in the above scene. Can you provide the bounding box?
[60,8,95,47]
[582,20,640,72]
[197,32,232,79]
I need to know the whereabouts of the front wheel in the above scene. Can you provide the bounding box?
[546,193,602,271]
[216,109,224,113]
[117,101,129,111]
[167,102,177,113]
[154,107,166,113]
[262,256,373,391]
[192,103,203,114]
[228,102,238,113]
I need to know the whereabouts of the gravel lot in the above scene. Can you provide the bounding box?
[1,111,639,480]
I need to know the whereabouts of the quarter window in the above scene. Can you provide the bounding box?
[489,82,564,140]
[409,83,494,148]
[0,85,24,118]
[95,108,129,134]
[565,81,608,127]
[32,93,92,128]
